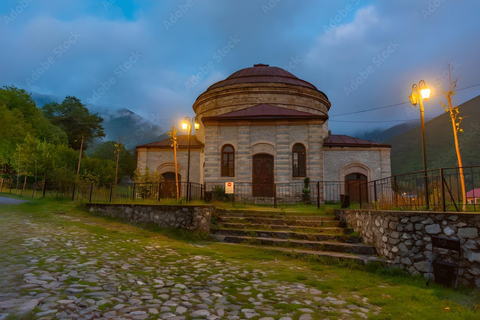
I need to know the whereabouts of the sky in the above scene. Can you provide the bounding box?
[1,0,480,136]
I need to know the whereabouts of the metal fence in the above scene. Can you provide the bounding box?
[351,165,480,212]
[2,165,479,211]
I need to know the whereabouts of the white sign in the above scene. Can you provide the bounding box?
[225,182,234,194]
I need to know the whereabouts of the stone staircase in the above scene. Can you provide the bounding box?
[211,209,387,264]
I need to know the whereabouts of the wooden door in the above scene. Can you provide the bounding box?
[345,173,367,203]
[161,172,181,198]
[252,154,274,197]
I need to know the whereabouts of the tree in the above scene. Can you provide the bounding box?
[90,141,137,178]
[0,86,68,146]
[0,105,29,165]
[43,96,105,150]
[440,64,467,211]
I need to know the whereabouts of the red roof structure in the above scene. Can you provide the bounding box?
[324,135,391,148]
[207,63,318,91]
[466,189,480,198]
[136,135,202,149]
[202,104,327,122]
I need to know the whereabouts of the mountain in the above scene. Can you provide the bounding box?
[386,95,480,175]
[31,92,165,150]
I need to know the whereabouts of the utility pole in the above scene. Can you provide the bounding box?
[76,136,84,182]
[443,70,467,211]
[171,126,179,201]
[114,136,121,195]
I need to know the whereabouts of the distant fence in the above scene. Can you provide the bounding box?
[1,165,479,211]
[353,165,480,212]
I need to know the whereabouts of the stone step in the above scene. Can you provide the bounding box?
[212,235,377,255]
[211,228,361,243]
[216,216,340,227]
[218,243,390,266]
[217,222,352,234]
[218,210,333,219]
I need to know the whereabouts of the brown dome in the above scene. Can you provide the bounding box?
[207,63,318,91]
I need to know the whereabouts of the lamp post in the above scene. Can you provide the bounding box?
[182,116,199,202]
[409,80,431,209]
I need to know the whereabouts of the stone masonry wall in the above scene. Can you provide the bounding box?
[87,204,214,233]
[335,209,480,288]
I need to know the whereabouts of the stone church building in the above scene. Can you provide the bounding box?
[137,64,391,200]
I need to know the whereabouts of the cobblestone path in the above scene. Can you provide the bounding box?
[0,210,378,320]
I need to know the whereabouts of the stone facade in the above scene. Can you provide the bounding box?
[335,209,480,288]
[137,148,201,184]
[87,204,214,233]
[203,122,325,183]
[323,148,391,182]
[136,64,392,195]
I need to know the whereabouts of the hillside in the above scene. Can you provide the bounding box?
[31,92,165,149]
[386,95,480,174]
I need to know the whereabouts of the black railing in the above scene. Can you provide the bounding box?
[351,165,480,212]
[2,165,479,211]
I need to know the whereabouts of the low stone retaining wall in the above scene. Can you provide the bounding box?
[87,204,215,233]
[335,209,480,288]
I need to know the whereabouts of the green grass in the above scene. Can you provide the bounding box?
[0,198,478,319]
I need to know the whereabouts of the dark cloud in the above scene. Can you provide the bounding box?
[1,0,479,135]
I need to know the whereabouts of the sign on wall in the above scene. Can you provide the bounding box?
[225,182,234,194]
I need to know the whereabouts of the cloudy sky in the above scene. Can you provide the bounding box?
[1,0,480,135]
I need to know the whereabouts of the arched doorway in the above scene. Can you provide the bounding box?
[345,173,368,203]
[161,172,181,198]
[252,154,274,197]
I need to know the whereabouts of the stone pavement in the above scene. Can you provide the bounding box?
[0,196,28,205]
[0,210,379,320]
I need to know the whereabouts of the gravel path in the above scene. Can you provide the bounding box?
[0,196,28,205]
[0,210,378,320]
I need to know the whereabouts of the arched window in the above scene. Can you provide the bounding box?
[221,145,235,177]
[292,143,306,177]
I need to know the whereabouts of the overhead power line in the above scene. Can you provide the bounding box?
[329,83,480,117]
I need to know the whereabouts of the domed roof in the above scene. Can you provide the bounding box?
[207,64,317,90]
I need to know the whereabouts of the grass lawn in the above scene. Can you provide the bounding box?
[0,197,479,319]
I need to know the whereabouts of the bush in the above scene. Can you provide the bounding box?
[212,185,231,202]
[302,177,311,203]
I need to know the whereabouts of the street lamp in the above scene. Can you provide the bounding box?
[181,116,199,201]
[409,80,431,208]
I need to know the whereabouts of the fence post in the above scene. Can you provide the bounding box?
[158,183,161,202]
[374,180,378,209]
[440,168,446,212]
[393,176,397,208]
[317,181,320,209]
[42,180,47,198]
[109,183,113,202]
[132,183,136,201]
[0,178,3,193]
[274,183,277,208]
[358,182,362,209]
[203,183,206,201]
[72,183,76,201]
[89,183,93,202]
